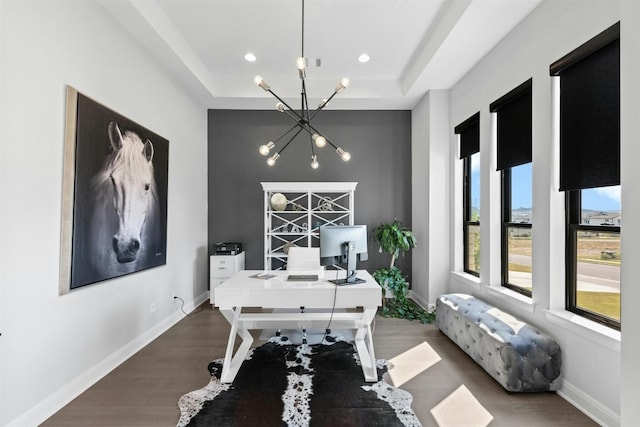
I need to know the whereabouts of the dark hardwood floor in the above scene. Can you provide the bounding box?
[42,303,596,426]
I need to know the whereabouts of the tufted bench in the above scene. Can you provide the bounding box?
[436,293,561,392]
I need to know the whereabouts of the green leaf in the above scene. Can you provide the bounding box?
[372,219,416,261]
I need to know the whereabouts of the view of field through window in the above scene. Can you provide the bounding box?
[467,153,480,273]
[576,186,621,321]
[507,163,532,290]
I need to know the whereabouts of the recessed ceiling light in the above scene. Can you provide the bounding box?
[244,52,257,62]
[358,53,370,63]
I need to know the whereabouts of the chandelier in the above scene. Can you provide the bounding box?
[255,0,351,169]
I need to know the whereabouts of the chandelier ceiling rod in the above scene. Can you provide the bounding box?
[256,0,352,169]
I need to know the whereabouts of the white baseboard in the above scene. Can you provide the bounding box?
[191,290,210,312]
[408,290,432,312]
[558,379,620,427]
[6,291,208,427]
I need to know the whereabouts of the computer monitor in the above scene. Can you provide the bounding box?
[319,225,368,285]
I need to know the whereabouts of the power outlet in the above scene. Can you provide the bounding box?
[150,302,157,313]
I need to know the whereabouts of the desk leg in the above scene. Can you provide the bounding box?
[353,307,378,382]
[219,307,253,383]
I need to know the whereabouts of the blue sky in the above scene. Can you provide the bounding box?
[510,163,532,209]
[582,186,620,211]
[469,156,620,212]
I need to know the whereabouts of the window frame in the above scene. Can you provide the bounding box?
[500,167,532,296]
[456,112,481,277]
[565,190,620,330]
[490,78,533,296]
[463,155,480,277]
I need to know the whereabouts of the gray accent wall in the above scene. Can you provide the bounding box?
[208,109,412,279]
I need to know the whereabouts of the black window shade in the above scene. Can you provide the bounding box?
[455,112,480,159]
[490,79,532,171]
[550,22,620,191]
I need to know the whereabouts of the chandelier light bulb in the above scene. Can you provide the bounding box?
[336,77,350,93]
[311,155,319,169]
[296,57,307,70]
[259,141,275,156]
[312,133,327,148]
[267,153,280,166]
[276,102,285,112]
[254,75,270,91]
[336,147,351,162]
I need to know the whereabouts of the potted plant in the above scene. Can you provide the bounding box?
[372,219,434,323]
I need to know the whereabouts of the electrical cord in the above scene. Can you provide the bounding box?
[320,269,377,344]
[321,269,340,343]
[173,296,204,317]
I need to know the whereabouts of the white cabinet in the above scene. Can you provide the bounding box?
[209,252,245,303]
[261,182,356,271]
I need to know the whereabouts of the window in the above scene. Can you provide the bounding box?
[490,79,533,296]
[455,113,480,276]
[551,22,620,329]
[502,164,532,294]
[566,187,620,328]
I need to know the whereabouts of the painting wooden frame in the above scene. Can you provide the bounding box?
[59,86,169,294]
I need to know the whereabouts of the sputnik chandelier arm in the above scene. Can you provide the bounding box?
[255,0,352,169]
[266,126,306,166]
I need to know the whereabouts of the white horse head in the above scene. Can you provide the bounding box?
[88,121,160,278]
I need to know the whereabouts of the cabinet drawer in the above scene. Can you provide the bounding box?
[211,256,232,268]
[209,278,228,303]
[210,252,245,279]
[211,260,233,276]
[211,278,228,288]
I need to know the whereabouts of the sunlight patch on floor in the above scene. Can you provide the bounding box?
[430,385,493,427]
[386,341,441,387]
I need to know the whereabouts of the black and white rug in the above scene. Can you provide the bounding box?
[177,336,422,426]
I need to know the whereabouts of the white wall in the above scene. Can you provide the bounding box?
[619,1,640,425]
[413,1,627,425]
[0,1,208,425]
[411,90,450,308]
[449,1,622,424]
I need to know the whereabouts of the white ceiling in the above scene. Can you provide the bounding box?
[100,0,542,110]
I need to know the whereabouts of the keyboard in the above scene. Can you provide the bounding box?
[287,274,319,282]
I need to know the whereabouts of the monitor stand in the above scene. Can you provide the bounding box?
[328,240,366,285]
[330,276,366,286]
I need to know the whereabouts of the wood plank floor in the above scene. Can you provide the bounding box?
[42,304,596,426]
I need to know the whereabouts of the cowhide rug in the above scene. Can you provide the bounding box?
[177,336,422,427]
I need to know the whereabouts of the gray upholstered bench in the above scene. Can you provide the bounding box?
[436,293,561,392]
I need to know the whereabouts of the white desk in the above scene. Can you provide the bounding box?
[214,270,382,383]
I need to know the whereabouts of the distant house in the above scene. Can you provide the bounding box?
[583,212,621,226]
[511,208,532,224]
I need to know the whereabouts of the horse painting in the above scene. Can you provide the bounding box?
[83,121,162,283]
[62,88,168,292]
